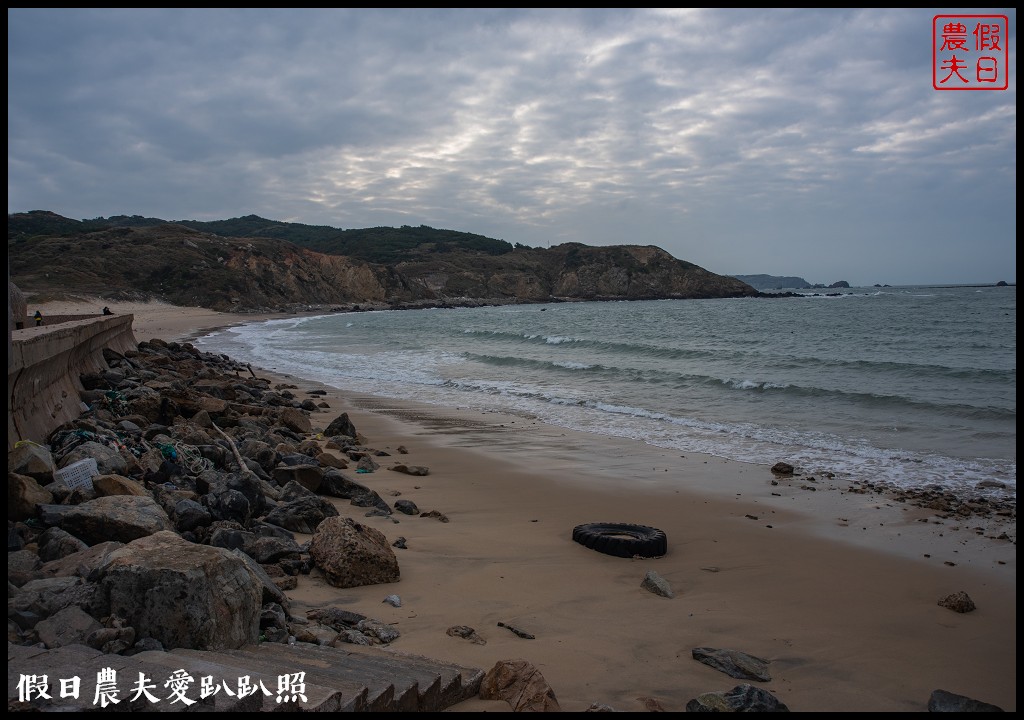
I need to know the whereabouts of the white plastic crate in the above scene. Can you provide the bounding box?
[55,458,98,491]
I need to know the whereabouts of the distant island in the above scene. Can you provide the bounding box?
[729,274,851,291]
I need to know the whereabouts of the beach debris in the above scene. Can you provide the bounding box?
[420,509,450,523]
[928,689,1003,712]
[446,625,486,644]
[389,463,430,476]
[641,570,675,598]
[937,591,976,613]
[572,522,667,559]
[382,594,402,607]
[480,658,560,711]
[691,647,772,682]
[356,455,380,473]
[685,684,789,712]
[497,621,535,639]
[770,461,795,475]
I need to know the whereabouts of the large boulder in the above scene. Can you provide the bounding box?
[59,495,173,545]
[264,495,339,534]
[8,472,53,521]
[8,443,56,483]
[323,412,358,439]
[685,684,790,712]
[95,531,262,650]
[309,517,399,588]
[479,658,561,712]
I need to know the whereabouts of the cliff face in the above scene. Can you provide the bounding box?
[8,213,757,311]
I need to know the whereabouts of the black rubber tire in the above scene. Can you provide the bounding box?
[572,522,667,558]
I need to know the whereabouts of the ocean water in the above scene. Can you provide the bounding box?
[195,285,1016,502]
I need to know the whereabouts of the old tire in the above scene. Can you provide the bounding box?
[572,522,667,558]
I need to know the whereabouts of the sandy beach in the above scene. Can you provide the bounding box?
[28,297,1018,712]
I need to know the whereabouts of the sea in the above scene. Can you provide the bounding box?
[194,285,1016,503]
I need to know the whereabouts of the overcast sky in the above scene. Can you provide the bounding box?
[8,8,1017,286]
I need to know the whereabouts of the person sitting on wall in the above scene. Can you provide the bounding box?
[102,306,113,315]
[34,310,43,326]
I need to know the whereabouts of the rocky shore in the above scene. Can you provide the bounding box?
[9,338,422,651]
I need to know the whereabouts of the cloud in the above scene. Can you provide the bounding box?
[7,8,1016,284]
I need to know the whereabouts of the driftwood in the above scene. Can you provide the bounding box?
[497,621,535,639]
[211,421,281,501]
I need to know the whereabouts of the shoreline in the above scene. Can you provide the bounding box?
[26,297,1017,711]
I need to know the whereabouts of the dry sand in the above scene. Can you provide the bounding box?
[30,297,1018,712]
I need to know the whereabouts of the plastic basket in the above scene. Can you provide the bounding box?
[55,458,98,491]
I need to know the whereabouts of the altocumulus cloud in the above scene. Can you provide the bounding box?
[7,8,1016,285]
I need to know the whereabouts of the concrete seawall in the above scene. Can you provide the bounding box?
[8,314,137,450]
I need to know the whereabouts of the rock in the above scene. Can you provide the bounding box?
[389,463,430,476]
[349,489,393,515]
[641,570,674,598]
[94,530,262,650]
[357,618,401,644]
[691,647,772,682]
[264,495,339,534]
[928,689,1003,712]
[479,658,561,712]
[92,473,150,497]
[173,498,213,532]
[279,407,312,434]
[272,464,325,493]
[38,541,124,580]
[8,443,56,483]
[938,591,977,613]
[229,549,290,608]
[35,605,103,648]
[308,516,400,588]
[319,469,372,499]
[86,625,137,654]
[11,576,97,619]
[394,499,420,515]
[770,462,794,475]
[447,625,487,645]
[8,472,53,521]
[356,455,380,473]
[686,684,789,712]
[315,451,348,469]
[323,412,359,439]
[36,527,88,562]
[59,495,174,545]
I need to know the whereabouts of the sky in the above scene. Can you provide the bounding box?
[7,8,1017,286]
